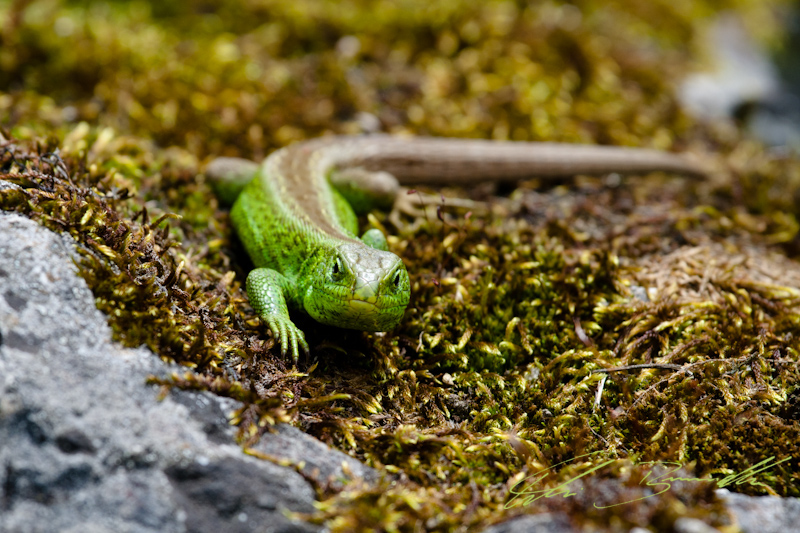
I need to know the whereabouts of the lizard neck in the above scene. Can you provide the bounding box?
[262,145,361,245]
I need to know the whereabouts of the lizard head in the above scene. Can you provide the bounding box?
[303,242,410,331]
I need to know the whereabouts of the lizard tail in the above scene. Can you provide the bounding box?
[317,136,708,184]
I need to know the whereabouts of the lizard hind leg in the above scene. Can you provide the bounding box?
[205,157,260,207]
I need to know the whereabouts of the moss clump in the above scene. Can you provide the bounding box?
[3,0,800,531]
[402,232,623,372]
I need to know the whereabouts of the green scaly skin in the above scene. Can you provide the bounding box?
[207,134,704,363]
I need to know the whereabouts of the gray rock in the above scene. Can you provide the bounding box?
[718,489,800,533]
[678,13,800,150]
[480,513,577,533]
[673,517,721,533]
[0,212,320,533]
[679,14,780,120]
[250,424,377,490]
[167,388,374,490]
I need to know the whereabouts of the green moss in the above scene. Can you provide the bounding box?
[2,0,800,531]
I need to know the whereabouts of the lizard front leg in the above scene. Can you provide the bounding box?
[246,267,309,364]
[360,228,389,251]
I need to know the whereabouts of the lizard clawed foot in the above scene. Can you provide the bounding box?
[389,187,491,231]
[267,317,310,365]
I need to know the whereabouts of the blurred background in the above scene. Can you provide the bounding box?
[3,0,796,159]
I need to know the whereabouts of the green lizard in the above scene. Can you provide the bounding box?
[206,135,704,363]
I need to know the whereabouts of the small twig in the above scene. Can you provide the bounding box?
[627,358,742,412]
[592,363,687,374]
[593,364,689,413]
[407,188,430,222]
[722,349,759,376]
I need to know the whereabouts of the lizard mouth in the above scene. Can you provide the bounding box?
[349,299,408,313]
[305,284,408,331]
[349,299,378,312]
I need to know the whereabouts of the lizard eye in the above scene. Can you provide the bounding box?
[331,257,344,281]
[392,269,406,291]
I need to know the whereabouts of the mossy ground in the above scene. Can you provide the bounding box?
[2,0,800,531]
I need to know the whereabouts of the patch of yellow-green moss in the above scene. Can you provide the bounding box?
[2,0,800,531]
